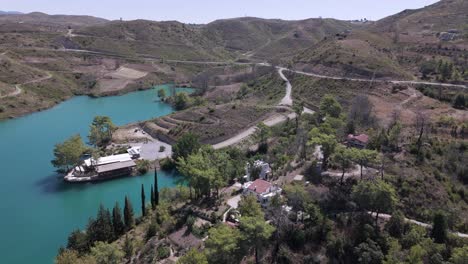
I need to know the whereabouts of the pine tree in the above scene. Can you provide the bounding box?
[112,202,125,237]
[141,184,146,217]
[87,204,114,243]
[124,196,134,229]
[154,169,159,206]
[150,184,156,210]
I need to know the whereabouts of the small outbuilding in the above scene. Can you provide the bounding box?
[346,134,369,149]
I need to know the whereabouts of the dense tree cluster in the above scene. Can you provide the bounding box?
[177,145,246,199]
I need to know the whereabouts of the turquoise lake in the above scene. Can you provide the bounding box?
[0,86,190,264]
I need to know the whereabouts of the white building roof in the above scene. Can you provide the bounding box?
[84,153,132,167]
[127,146,141,156]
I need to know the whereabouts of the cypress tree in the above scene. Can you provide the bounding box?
[141,184,146,217]
[154,169,159,206]
[112,202,125,237]
[431,212,448,243]
[124,196,134,229]
[150,184,156,210]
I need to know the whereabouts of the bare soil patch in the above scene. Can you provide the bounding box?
[204,82,242,102]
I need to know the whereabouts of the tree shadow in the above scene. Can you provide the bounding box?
[35,173,77,194]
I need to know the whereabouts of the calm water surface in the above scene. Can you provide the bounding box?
[0,86,190,264]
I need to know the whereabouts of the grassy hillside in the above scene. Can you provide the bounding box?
[293,29,412,79]
[204,17,353,61]
[374,0,468,35]
[292,0,468,80]
[75,20,233,60]
[0,12,108,31]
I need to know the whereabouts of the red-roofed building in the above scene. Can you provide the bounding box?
[242,179,282,206]
[346,134,369,149]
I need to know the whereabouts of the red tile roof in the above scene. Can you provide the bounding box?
[248,179,272,194]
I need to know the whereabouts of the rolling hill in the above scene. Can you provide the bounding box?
[291,0,468,79]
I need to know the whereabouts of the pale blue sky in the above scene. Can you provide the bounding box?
[2,0,439,23]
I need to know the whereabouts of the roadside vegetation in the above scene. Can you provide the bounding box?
[55,93,467,264]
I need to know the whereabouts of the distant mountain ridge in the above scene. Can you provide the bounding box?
[0,1,466,78]
[0,11,23,15]
[0,11,108,29]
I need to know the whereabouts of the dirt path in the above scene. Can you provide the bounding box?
[369,212,468,238]
[0,72,53,99]
[213,68,296,150]
[278,68,293,106]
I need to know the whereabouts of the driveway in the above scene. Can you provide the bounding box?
[227,195,241,209]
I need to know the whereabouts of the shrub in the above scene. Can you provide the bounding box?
[145,223,157,241]
[136,160,150,174]
[156,246,170,260]
[159,145,166,152]
[160,158,176,171]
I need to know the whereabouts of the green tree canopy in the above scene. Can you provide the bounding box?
[51,134,88,171]
[293,101,304,129]
[157,88,166,99]
[453,93,466,109]
[257,122,271,149]
[177,147,219,199]
[238,195,264,218]
[124,196,134,229]
[332,144,355,184]
[90,242,124,264]
[319,94,342,119]
[352,148,379,180]
[309,128,338,170]
[88,116,116,148]
[123,235,133,259]
[352,180,398,222]
[172,133,201,161]
[283,183,309,213]
[431,212,448,244]
[174,92,190,110]
[112,202,125,238]
[450,245,468,264]
[55,249,96,264]
[177,248,208,264]
[354,239,384,264]
[67,229,89,254]
[205,224,242,264]
[87,204,114,244]
[240,215,275,264]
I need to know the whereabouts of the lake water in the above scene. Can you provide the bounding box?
[0,86,190,264]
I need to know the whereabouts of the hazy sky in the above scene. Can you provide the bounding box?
[2,0,440,23]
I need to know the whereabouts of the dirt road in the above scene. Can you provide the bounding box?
[288,69,467,89]
[369,212,468,238]
[0,72,53,99]
[278,68,293,106]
